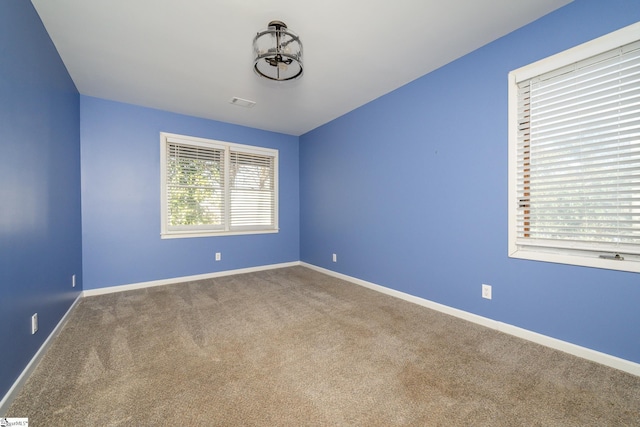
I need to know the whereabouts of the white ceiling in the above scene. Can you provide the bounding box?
[31,0,572,136]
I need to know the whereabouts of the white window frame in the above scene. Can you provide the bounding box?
[508,22,640,273]
[160,132,279,239]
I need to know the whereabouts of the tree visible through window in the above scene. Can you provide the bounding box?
[167,143,224,228]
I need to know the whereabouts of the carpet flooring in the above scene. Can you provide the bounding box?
[6,266,640,425]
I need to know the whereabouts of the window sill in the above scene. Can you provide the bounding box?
[161,229,279,239]
[509,248,640,274]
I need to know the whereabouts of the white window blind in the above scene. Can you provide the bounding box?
[229,151,276,230]
[515,40,640,258]
[160,133,278,238]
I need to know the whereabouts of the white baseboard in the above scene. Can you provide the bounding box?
[301,262,640,377]
[0,294,82,415]
[82,261,301,297]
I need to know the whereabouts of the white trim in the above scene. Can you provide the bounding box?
[510,21,640,83]
[82,261,301,297]
[301,262,640,377]
[0,294,82,415]
[509,248,640,274]
[161,132,277,156]
[161,228,279,239]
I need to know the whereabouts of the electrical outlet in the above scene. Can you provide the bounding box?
[332,253,337,262]
[215,252,221,261]
[482,284,492,300]
[31,313,38,334]
[72,274,76,288]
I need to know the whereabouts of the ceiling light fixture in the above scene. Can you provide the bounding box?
[253,20,303,81]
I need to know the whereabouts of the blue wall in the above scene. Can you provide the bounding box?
[0,1,82,398]
[300,0,640,363]
[80,97,300,290]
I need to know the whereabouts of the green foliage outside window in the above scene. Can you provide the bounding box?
[167,145,224,227]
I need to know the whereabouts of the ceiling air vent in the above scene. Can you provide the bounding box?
[229,97,256,108]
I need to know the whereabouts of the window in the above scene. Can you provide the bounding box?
[508,22,640,273]
[160,132,278,238]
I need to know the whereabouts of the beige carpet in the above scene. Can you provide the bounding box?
[7,266,640,425]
